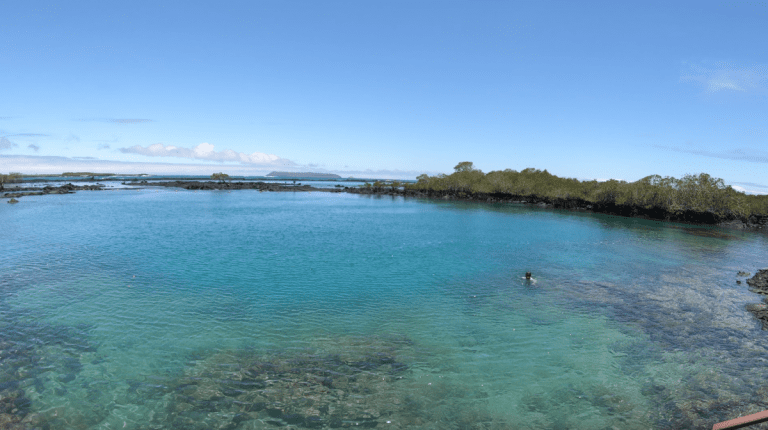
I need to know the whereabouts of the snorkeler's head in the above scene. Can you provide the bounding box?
[525,272,532,279]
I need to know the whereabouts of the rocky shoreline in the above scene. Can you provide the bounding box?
[345,187,768,231]
[4,180,768,231]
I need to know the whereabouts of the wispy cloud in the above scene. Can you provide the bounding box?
[27,144,40,152]
[77,118,153,124]
[732,181,768,190]
[5,133,50,138]
[654,144,768,163]
[7,133,48,137]
[98,143,111,150]
[109,118,153,124]
[119,143,295,166]
[0,137,16,150]
[681,62,768,95]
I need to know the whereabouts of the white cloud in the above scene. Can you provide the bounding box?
[119,143,295,166]
[0,154,271,175]
[681,62,768,94]
[730,185,768,195]
[731,181,768,195]
[707,80,744,93]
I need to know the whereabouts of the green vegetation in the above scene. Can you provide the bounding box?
[0,172,22,191]
[361,180,404,192]
[211,172,230,183]
[406,162,768,222]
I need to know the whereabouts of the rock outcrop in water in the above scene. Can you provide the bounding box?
[1,183,104,201]
[746,303,768,330]
[746,269,768,295]
[129,180,331,193]
[745,269,768,329]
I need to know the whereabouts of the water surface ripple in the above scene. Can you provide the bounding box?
[1,189,768,429]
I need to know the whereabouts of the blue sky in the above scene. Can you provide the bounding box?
[1,1,766,191]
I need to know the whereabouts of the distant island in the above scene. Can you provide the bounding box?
[266,172,342,179]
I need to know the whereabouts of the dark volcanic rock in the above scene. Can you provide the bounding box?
[136,180,320,193]
[2,183,104,200]
[746,269,768,295]
[743,270,768,328]
[746,303,768,330]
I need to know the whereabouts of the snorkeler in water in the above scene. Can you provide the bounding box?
[521,271,537,285]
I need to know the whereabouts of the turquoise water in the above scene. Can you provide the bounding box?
[2,189,768,429]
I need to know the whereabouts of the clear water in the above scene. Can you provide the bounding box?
[2,189,768,429]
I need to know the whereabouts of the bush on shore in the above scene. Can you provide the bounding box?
[211,172,230,183]
[406,162,768,221]
[0,172,22,191]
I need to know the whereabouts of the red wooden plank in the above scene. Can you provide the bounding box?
[713,409,768,430]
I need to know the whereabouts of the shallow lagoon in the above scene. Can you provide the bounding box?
[2,189,768,429]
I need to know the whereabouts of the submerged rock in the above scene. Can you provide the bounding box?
[153,336,433,429]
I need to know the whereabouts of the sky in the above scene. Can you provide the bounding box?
[1,1,767,192]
